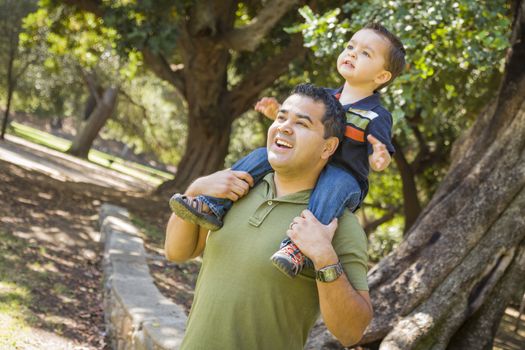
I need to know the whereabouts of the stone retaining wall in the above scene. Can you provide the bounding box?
[99,204,187,350]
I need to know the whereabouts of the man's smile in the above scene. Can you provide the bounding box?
[274,136,294,149]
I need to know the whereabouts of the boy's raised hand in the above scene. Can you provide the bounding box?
[368,134,391,172]
[255,97,280,120]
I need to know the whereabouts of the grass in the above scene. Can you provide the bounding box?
[7,121,174,186]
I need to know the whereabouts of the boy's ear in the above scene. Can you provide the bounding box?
[374,70,392,86]
[321,136,340,160]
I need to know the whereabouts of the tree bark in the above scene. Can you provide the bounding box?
[307,1,525,349]
[67,87,118,158]
[154,1,306,194]
[361,1,525,348]
[1,67,14,139]
[156,109,233,194]
[1,18,17,140]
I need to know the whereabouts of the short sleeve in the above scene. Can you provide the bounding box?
[366,111,395,155]
[332,212,369,291]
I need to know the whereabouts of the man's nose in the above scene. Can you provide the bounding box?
[277,121,293,134]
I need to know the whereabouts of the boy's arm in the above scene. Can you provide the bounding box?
[164,169,254,262]
[368,134,392,172]
[255,97,280,120]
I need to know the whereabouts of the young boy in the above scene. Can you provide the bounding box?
[170,23,406,278]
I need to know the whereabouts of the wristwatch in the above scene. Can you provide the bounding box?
[315,261,344,282]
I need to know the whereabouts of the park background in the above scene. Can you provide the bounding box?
[0,0,524,349]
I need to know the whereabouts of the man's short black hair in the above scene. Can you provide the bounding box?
[290,83,345,142]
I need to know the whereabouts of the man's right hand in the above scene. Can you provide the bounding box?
[185,169,255,202]
[255,97,280,120]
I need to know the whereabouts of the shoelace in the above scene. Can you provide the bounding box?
[283,243,305,267]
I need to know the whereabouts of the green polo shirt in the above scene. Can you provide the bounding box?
[181,174,368,350]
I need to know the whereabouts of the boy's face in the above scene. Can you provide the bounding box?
[337,29,392,89]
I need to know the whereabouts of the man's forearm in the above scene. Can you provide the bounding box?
[318,274,373,346]
[164,169,253,262]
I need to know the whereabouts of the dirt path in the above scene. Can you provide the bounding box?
[0,134,153,191]
[0,137,168,349]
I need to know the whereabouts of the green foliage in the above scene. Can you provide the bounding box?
[0,0,39,107]
[284,1,512,254]
[225,111,267,167]
[367,216,404,263]
[286,6,350,57]
[103,73,188,165]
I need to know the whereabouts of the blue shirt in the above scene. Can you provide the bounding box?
[326,87,395,199]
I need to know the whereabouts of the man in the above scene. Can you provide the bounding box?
[165,84,372,349]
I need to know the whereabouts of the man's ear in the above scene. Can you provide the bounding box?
[374,70,392,86]
[321,137,340,160]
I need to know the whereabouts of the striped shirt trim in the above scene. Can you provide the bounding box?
[345,126,365,142]
[346,113,370,130]
[348,108,380,121]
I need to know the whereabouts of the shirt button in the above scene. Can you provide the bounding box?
[267,201,273,206]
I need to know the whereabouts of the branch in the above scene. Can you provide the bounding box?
[141,48,186,97]
[58,0,186,97]
[225,34,307,118]
[219,0,299,52]
[363,209,398,234]
[78,68,103,104]
[404,108,429,169]
[118,90,166,151]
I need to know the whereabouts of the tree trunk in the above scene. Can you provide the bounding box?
[392,138,422,233]
[307,2,525,349]
[67,87,118,158]
[0,83,14,140]
[156,110,233,194]
[1,45,15,140]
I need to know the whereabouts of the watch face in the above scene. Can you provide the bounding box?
[322,269,338,282]
[317,263,343,282]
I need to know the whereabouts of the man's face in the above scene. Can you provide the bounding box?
[337,29,391,87]
[267,94,332,176]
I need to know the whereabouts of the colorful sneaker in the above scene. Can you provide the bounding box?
[169,194,223,231]
[270,241,307,278]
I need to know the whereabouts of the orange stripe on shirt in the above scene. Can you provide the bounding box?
[345,125,365,142]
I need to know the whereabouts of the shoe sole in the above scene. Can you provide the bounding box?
[271,254,299,278]
[169,196,222,231]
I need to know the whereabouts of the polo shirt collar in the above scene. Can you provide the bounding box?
[261,173,311,204]
[333,86,381,111]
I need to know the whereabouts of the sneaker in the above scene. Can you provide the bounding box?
[270,241,307,278]
[169,194,223,231]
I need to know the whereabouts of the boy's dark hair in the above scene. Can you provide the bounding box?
[291,83,345,142]
[364,23,406,90]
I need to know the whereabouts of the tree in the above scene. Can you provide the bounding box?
[0,0,37,139]
[51,0,310,192]
[305,1,525,348]
[290,0,511,235]
[67,69,119,157]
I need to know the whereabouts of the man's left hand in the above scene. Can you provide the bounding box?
[286,210,339,269]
